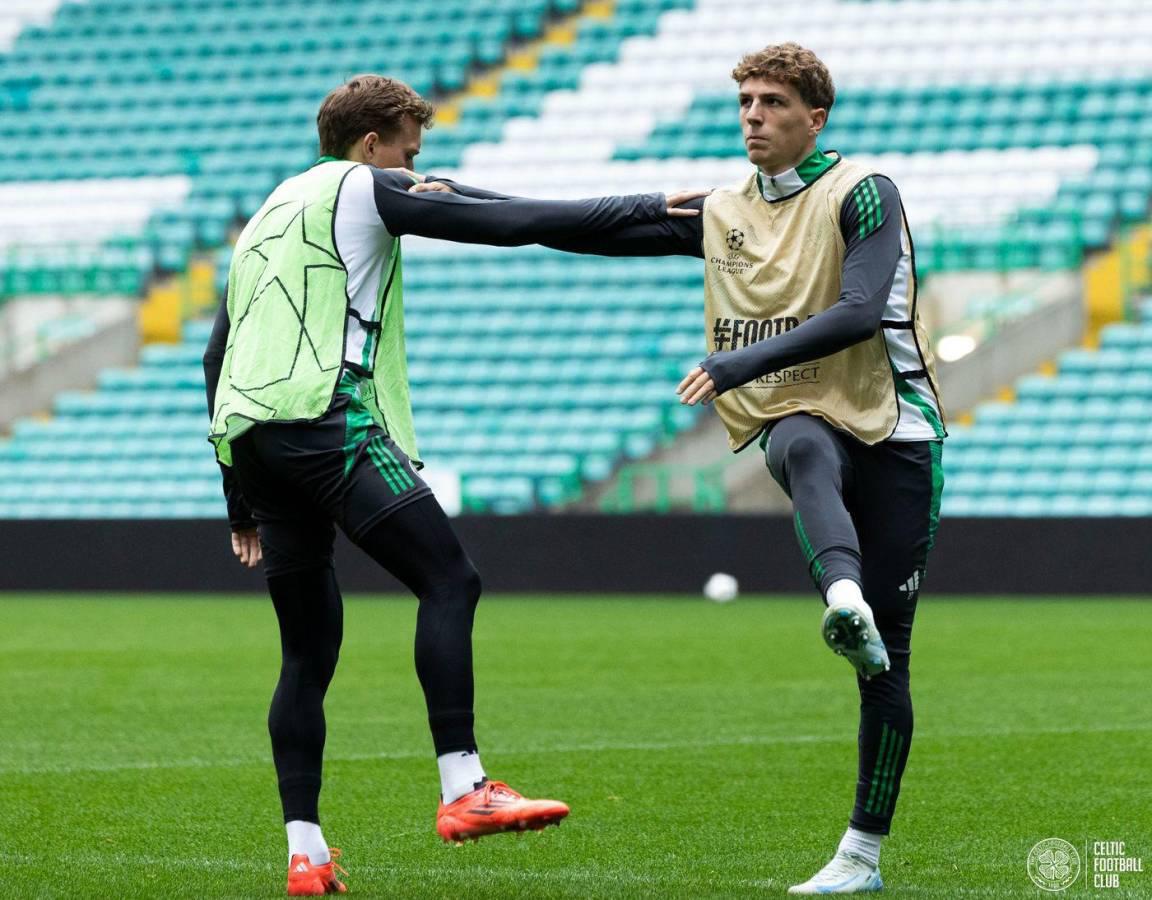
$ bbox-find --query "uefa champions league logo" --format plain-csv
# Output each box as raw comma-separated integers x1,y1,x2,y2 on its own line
1028,838,1081,892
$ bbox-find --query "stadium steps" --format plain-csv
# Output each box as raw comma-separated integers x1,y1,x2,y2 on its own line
420,0,695,171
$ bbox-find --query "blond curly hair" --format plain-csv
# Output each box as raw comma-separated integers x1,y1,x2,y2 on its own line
731,43,835,111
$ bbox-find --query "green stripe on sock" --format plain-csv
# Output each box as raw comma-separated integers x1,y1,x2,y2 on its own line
868,744,890,815
367,441,403,494
378,443,415,490
877,731,906,816
864,722,892,814
872,728,903,816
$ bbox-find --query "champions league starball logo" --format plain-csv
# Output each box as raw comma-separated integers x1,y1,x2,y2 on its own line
1027,838,1081,892
725,228,745,251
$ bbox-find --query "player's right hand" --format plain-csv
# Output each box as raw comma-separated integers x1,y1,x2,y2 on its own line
384,167,427,184
677,365,717,405
666,189,711,217
231,528,263,569
409,180,456,194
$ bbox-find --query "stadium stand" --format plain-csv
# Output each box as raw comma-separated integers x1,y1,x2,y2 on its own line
0,0,687,279
943,301,1152,517
2,0,1152,517
0,249,705,516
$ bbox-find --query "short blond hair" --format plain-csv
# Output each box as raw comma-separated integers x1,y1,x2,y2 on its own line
731,43,835,112
316,74,436,157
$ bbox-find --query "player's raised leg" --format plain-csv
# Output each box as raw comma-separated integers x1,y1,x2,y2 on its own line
764,414,890,678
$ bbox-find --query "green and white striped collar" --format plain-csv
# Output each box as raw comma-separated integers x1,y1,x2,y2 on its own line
757,148,840,202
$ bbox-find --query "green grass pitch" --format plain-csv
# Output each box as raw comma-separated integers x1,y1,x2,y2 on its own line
1,594,1148,898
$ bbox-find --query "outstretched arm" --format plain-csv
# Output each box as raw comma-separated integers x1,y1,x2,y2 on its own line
537,195,706,258
372,169,673,245
203,293,261,567
679,175,904,404
420,177,706,257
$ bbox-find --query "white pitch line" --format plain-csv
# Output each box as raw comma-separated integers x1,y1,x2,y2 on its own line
1,721,1148,778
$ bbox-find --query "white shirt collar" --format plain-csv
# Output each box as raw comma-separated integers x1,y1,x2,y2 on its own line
758,167,807,201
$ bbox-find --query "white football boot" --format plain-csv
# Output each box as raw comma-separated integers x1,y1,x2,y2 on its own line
821,600,890,679
788,851,884,894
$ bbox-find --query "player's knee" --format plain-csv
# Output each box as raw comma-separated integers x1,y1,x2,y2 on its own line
280,643,339,687
419,555,481,612
314,644,340,685
456,558,482,607
784,431,836,475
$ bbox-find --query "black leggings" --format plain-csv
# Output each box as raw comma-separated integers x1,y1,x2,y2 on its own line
765,414,943,835
262,495,481,824
230,392,484,824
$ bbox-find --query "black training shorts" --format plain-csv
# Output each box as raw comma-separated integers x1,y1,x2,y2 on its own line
230,370,432,575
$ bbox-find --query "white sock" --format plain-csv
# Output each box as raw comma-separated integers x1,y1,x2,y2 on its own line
825,578,867,612
838,827,883,867
286,820,330,866
437,750,486,804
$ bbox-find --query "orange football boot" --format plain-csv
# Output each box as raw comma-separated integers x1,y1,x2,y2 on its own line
436,780,569,843
286,848,347,896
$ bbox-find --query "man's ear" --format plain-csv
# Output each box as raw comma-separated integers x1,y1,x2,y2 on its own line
810,108,828,136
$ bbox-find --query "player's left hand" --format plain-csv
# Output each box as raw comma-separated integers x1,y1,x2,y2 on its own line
231,528,263,569
409,180,457,194
677,366,717,405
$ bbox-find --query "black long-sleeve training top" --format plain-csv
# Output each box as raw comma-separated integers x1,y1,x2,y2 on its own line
203,166,669,529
